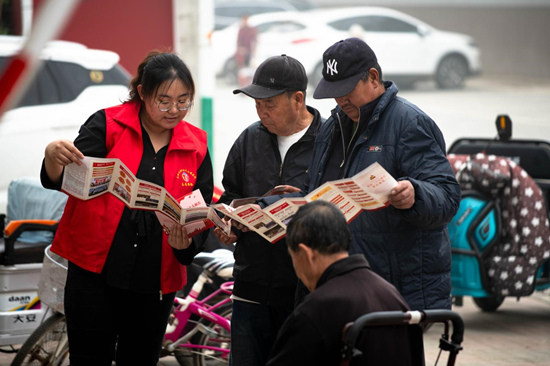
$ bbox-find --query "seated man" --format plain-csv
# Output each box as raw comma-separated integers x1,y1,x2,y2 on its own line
267,201,417,366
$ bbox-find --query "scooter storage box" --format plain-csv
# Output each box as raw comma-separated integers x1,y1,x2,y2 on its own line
0,263,46,345
448,196,498,297
0,308,46,345
0,263,42,290
0,263,42,306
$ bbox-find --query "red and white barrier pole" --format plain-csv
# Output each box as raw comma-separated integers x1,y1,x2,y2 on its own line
0,0,82,119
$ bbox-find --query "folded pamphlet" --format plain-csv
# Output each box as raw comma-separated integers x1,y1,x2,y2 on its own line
212,162,398,243
61,157,230,238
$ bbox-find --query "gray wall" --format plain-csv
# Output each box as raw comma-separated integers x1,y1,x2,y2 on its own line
313,2,550,80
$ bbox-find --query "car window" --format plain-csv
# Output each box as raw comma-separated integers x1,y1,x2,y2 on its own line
328,15,417,33
0,56,58,107
215,6,288,18
256,21,306,34
47,61,129,104
287,0,314,11
0,57,129,108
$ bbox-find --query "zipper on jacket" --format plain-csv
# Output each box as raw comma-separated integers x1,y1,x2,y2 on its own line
159,290,163,300
344,109,362,166
337,110,362,169
336,113,346,168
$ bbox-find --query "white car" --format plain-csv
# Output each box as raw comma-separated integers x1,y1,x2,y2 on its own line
0,36,130,213
212,6,481,89
214,0,315,30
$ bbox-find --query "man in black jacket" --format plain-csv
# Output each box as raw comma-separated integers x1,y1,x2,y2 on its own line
267,201,416,366
213,54,324,366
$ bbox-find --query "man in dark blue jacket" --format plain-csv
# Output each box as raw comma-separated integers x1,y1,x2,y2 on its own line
307,38,460,310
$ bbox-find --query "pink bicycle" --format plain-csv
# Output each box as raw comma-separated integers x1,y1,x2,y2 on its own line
162,249,234,366
11,249,235,366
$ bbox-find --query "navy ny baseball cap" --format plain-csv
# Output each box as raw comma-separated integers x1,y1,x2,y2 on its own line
233,54,308,99
313,38,378,99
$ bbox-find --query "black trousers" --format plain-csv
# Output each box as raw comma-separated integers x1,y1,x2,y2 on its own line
64,263,176,366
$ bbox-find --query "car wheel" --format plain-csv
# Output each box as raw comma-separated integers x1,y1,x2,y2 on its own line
309,62,324,89
436,55,468,89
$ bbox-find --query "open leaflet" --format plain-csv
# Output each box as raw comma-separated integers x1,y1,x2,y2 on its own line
213,162,397,243
61,156,230,238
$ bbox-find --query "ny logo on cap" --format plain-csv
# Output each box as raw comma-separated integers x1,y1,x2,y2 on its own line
326,59,338,76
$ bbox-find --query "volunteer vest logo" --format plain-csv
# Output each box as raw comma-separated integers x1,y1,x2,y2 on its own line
326,59,338,76
177,169,197,187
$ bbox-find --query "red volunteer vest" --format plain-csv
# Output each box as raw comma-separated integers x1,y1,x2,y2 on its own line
51,101,208,294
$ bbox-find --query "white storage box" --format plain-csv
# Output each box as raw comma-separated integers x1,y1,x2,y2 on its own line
0,307,47,345
0,263,47,346
0,263,42,293
0,263,42,313
0,291,38,311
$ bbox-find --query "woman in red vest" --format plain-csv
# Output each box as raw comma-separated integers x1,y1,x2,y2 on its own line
41,51,213,365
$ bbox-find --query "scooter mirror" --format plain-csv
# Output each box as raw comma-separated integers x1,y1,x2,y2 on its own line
495,114,512,141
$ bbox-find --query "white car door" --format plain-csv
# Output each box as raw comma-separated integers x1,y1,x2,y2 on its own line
328,15,433,76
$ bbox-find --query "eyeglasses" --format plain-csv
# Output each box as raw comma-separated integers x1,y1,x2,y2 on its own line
157,99,192,112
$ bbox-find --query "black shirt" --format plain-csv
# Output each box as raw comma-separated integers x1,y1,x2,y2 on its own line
41,109,214,294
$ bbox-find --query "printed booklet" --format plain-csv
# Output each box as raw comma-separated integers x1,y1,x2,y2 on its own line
212,162,398,243
61,157,230,237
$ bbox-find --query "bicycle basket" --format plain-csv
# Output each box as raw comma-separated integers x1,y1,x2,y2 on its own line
37,244,67,314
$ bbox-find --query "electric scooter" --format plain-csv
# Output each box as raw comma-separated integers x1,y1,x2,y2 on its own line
447,115,550,311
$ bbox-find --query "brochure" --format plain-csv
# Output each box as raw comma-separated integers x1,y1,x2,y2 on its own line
212,162,398,243
61,157,230,238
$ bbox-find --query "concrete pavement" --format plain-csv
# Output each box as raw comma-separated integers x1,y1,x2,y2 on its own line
425,291,550,366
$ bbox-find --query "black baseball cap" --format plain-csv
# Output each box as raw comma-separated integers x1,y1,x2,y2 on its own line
233,54,308,99
313,38,378,99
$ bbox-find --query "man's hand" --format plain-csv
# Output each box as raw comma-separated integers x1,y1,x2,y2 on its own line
264,185,301,196
229,204,262,232
167,225,193,250
214,227,238,244
389,180,415,209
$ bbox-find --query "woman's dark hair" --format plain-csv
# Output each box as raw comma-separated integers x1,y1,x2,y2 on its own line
127,51,195,104
286,201,351,255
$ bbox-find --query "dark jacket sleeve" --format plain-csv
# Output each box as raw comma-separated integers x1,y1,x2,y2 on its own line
218,133,245,205
215,132,247,239
396,115,461,229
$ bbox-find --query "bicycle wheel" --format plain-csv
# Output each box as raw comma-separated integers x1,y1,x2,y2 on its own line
173,303,231,366
11,313,69,366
